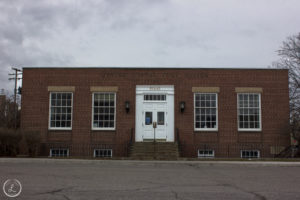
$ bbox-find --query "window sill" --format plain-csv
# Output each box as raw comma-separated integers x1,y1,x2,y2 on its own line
194,129,218,132
194,130,218,134
91,128,116,132
198,157,215,159
48,128,72,131
238,129,262,132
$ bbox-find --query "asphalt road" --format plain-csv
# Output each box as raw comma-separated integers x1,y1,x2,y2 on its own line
1,159,300,200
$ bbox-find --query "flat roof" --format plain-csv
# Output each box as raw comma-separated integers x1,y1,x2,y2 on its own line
22,66,284,70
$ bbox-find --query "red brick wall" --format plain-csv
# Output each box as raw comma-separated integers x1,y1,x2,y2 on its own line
21,68,290,157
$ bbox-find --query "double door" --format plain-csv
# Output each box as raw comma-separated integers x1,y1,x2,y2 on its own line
143,104,167,140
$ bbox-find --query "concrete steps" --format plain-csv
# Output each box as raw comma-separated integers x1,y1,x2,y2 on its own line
130,142,179,160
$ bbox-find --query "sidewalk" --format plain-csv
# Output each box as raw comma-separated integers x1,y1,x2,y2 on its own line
1,157,300,166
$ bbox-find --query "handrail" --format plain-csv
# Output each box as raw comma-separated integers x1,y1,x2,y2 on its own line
127,128,134,157
275,145,299,158
130,128,134,145
176,128,180,156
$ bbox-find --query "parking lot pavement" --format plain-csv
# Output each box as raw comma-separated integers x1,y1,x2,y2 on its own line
1,158,300,200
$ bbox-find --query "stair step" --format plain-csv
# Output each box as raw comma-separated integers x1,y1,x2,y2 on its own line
129,142,179,160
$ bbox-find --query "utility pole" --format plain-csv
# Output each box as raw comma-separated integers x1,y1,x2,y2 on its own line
9,67,22,129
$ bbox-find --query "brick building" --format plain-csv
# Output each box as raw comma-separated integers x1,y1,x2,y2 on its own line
21,67,290,158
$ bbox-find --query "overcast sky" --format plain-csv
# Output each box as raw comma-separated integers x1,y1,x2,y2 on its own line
0,0,300,91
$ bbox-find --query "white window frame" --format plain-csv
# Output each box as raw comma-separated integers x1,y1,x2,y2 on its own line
198,149,215,158
240,150,260,158
48,92,73,130
93,149,113,158
92,92,116,131
49,148,69,157
194,93,218,131
237,93,262,132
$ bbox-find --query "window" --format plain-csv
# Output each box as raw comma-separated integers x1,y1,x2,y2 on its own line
198,149,215,158
94,149,112,158
49,92,73,129
241,150,260,158
157,112,165,125
194,93,218,130
145,112,153,125
92,93,116,130
50,148,69,157
144,94,166,101
237,93,261,131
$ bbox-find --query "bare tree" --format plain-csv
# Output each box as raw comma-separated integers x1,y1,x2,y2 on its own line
273,33,300,145
0,94,20,129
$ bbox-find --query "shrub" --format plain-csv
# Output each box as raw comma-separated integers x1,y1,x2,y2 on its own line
0,128,22,156
24,131,41,157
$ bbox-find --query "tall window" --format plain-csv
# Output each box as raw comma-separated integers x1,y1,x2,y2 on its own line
93,93,116,130
49,92,73,129
237,93,261,131
194,93,218,130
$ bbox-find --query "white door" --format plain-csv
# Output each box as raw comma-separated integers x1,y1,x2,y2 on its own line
143,104,167,140
135,85,174,142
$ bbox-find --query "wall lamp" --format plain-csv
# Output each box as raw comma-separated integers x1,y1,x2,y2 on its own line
125,101,130,113
180,101,185,113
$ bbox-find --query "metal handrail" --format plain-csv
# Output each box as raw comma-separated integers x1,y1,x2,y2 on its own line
176,128,181,156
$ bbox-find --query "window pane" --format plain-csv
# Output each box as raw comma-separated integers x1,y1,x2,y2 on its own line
211,101,216,107
145,112,152,125
109,122,114,127
66,121,71,127
157,112,164,125
200,122,205,128
212,121,216,128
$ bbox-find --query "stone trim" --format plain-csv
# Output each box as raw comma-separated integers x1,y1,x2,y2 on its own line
48,86,75,92
90,86,118,92
235,87,263,93
192,87,220,93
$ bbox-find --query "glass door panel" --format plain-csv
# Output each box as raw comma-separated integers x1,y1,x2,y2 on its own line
157,112,165,125
145,112,152,125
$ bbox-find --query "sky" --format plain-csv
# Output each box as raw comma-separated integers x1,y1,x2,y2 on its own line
0,0,300,92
